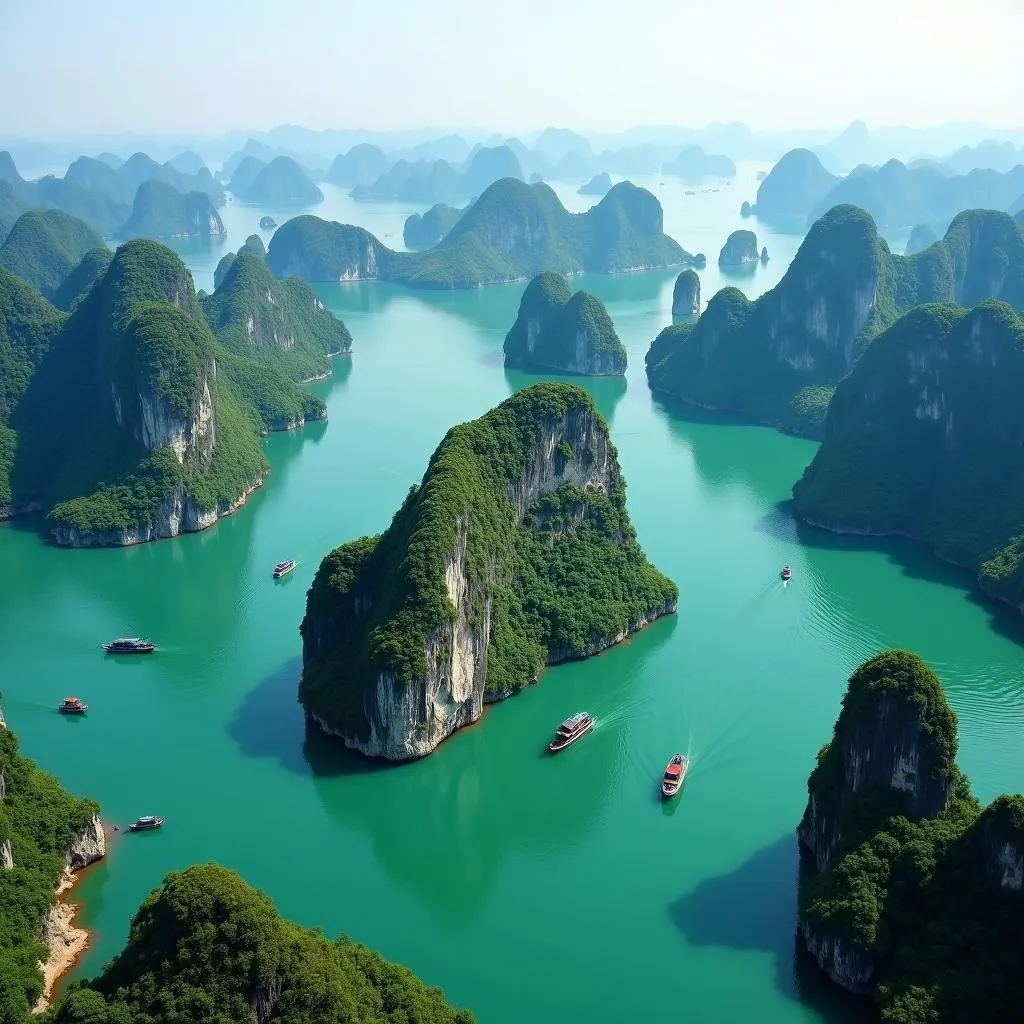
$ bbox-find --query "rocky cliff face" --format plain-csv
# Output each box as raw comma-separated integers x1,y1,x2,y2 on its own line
52,474,265,547
797,651,958,994
65,814,105,873
980,796,1024,891
798,653,956,873
1,837,12,869
301,383,677,761
672,269,700,317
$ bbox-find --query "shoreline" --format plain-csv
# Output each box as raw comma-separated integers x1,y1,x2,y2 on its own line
33,832,106,1014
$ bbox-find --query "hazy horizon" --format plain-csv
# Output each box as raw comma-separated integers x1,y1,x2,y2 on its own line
3,0,1021,138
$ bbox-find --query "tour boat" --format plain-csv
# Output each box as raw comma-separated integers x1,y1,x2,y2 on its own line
781,565,792,581
273,560,297,580
548,712,593,753
103,637,156,654
128,815,164,831
661,753,689,798
58,696,88,714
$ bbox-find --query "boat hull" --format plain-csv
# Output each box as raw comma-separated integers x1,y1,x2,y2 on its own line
58,707,87,715
129,819,164,831
103,646,155,654
548,719,593,753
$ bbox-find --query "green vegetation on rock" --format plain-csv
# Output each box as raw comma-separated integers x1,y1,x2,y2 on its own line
299,382,676,749
504,272,626,375
0,723,99,1020
52,247,114,311
201,248,351,424
797,650,1024,1023
3,239,275,544
792,300,1024,611
646,206,1024,436
0,210,105,300
718,229,759,266
269,178,692,289
117,180,226,241
48,863,475,1024
403,203,465,250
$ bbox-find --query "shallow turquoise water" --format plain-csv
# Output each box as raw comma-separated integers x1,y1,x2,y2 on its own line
0,165,1021,1022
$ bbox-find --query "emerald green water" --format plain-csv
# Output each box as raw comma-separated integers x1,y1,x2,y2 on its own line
0,167,1021,1022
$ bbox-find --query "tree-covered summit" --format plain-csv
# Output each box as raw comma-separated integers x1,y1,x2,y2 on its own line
503,271,626,375
49,864,475,1024
792,299,1024,612
798,649,1024,1022
0,209,105,300
268,177,693,289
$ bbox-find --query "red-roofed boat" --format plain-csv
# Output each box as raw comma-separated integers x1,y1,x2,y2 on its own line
661,753,689,797
58,696,88,715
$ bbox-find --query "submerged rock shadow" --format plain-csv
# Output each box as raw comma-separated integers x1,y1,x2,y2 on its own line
669,834,872,1020
226,657,310,777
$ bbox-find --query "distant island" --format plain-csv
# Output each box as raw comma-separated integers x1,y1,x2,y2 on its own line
797,649,1023,1022
503,272,626,375
403,202,465,249
905,222,939,254
259,214,277,229
756,146,1024,227
792,299,1024,612
236,156,323,206
578,172,612,196
646,206,1024,436
268,178,694,289
662,145,736,179
351,145,523,203
116,179,226,241
300,382,677,759
0,237,352,544
718,229,759,266
324,142,389,188
0,149,225,237
671,269,700,317
0,209,104,299
754,149,838,223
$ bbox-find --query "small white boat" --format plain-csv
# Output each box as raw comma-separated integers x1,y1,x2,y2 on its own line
273,560,297,580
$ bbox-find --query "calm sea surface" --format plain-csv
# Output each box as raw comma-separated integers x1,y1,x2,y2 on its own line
0,163,1018,1023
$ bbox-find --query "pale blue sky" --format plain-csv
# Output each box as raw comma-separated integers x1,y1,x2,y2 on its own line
1,0,1021,136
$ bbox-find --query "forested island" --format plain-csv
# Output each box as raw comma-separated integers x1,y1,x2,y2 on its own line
662,145,736,179
299,382,677,759
798,649,1024,1022
793,300,1024,611
403,203,465,249
352,145,523,203
0,149,228,241
645,206,1024,435
718,229,760,266
116,179,226,241
503,272,626,375
0,235,351,543
235,156,323,206
268,178,693,289
755,146,1024,227
672,269,700,317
